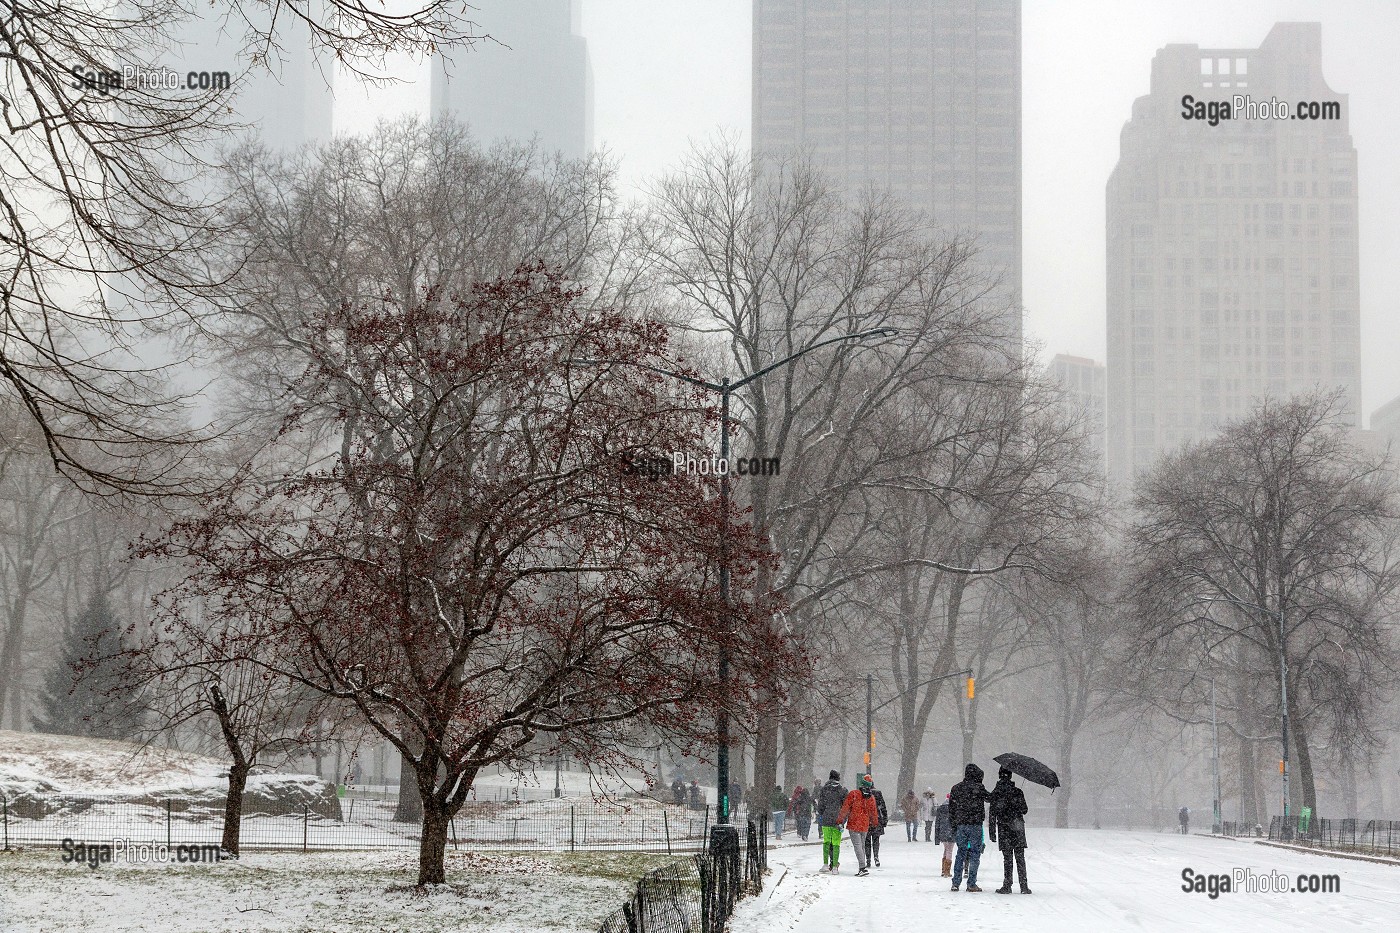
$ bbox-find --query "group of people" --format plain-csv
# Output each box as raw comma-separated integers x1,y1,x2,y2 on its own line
790,764,1032,893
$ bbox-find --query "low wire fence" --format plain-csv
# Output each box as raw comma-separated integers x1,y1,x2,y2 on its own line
1266,815,1400,857
0,790,715,853
595,814,767,933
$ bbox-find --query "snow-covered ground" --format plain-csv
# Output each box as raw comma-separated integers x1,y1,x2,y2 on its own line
0,848,676,932
734,829,1398,932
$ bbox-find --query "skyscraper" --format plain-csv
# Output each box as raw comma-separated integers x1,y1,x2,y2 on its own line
166,8,334,152
1048,353,1107,476
431,0,593,160
1106,23,1359,484
752,0,1022,342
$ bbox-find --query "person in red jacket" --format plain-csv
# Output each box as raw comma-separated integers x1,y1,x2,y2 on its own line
837,774,882,876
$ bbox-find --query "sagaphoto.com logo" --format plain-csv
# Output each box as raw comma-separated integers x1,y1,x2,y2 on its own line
69,64,232,97
621,452,781,481
60,837,225,869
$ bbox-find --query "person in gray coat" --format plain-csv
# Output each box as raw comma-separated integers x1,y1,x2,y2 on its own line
934,793,954,876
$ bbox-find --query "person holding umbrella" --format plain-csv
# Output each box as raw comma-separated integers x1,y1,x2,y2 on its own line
989,766,1031,894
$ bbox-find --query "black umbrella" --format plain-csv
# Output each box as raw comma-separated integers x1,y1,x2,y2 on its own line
994,753,1060,790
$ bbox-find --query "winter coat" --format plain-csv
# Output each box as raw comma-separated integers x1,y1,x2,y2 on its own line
898,792,920,822
838,788,881,833
989,778,1029,852
918,791,936,822
816,778,847,827
770,787,788,811
934,802,953,843
949,763,991,827
868,789,889,836
788,786,813,820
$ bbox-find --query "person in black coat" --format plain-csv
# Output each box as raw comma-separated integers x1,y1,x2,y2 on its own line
948,763,991,891
862,784,889,867
989,766,1031,894
815,771,848,872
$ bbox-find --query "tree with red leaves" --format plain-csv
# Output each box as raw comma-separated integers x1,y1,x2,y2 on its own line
146,265,791,885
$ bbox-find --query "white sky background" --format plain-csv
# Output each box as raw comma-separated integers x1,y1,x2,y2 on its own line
334,0,1400,422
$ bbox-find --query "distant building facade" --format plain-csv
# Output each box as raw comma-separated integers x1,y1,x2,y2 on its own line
1048,354,1107,475
165,8,333,152
431,0,593,159
1106,23,1360,484
1371,395,1400,453
752,0,1022,343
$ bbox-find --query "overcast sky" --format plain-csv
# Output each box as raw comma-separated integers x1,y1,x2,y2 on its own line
338,0,1400,422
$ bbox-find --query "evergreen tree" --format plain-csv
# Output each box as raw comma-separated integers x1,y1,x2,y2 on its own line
32,593,145,739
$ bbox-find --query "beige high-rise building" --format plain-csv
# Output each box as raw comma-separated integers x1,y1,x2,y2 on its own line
1106,23,1360,484
752,0,1021,343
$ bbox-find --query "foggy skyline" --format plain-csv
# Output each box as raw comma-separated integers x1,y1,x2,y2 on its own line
334,1,1400,423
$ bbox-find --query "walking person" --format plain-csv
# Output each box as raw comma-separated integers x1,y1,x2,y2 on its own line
1179,806,1190,835
899,790,920,841
989,766,1032,894
920,787,937,840
861,780,889,868
788,784,814,841
838,774,881,877
816,770,847,873
770,784,788,838
935,792,955,877
948,763,991,892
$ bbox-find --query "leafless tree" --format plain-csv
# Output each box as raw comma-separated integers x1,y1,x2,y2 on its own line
1129,392,1400,817
0,1,481,492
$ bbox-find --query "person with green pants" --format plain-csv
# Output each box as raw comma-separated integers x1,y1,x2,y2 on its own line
815,770,847,873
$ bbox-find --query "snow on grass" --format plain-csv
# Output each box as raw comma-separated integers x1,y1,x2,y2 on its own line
0,730,230,795
0,847,680,932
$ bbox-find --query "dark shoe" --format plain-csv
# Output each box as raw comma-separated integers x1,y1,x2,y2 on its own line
874,858,881,867
1020,886,1033,894
951,884,960,892
995,886,1012,894
967,884,983,892
856,868,870,877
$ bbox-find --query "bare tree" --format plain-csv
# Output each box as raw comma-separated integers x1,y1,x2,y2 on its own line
0,2,480,491
1129,392,1400,816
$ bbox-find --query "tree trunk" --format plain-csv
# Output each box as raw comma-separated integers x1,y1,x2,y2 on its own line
1287,693,1317,814
752,703,780,806
1237,735,1258,827
394,751,423,822
221,761,251,856
1055,738,1074,828
417,793,450,886
781,714,813,789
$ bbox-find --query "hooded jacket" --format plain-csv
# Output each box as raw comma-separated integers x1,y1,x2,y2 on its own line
948,763,991,827
934,798,953,842
899,791,920,822
787,785,813,820
989,776,1029,851
838,786,881,833
816,777,847,827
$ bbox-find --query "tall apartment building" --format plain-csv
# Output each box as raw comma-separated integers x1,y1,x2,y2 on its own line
1048,354,1107,475
752,0,1022,342
166,8,334,152
1106,23,1359,484
431,0,593,160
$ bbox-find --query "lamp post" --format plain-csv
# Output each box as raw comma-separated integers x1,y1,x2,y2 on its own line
572,327,897,833
1196,594,1288,833
865,669,975,780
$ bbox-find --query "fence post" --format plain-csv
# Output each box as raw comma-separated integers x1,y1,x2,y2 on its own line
3,794,8,851
450,818,459,851
570,805,576,853
303,805,309,852
166,800,172,848
664,809,672,856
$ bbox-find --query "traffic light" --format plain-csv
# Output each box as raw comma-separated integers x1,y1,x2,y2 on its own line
966,677,975,700
870,729,877,749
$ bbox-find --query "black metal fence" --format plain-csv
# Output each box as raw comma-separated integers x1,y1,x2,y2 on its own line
0,790,713,853
1217,821,1264,837
1266,816,1400,857
595,814,767,933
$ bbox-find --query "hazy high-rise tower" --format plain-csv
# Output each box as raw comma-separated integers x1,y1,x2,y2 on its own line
1106,23,1359,485
752,0,1022,342
432,0,594,159
165,8,333,151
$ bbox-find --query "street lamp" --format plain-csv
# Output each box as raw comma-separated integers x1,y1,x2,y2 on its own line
572,327,898,833
1194,593,1289,834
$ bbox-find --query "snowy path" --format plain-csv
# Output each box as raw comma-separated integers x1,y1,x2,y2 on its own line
738,829,1398,932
